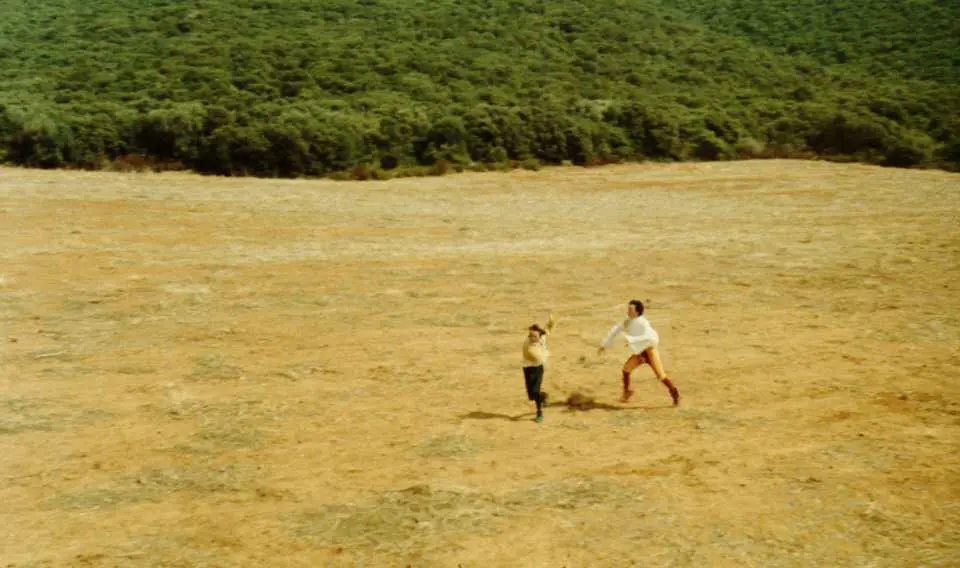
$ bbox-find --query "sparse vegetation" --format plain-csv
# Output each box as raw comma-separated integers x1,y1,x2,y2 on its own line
49,461,261,510
2,145,958,567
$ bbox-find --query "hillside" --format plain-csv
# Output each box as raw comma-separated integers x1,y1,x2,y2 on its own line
662,0,960,85
0,0,958,176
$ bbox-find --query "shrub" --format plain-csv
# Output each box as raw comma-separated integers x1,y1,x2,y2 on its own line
520,158,542,171
735,137,766,159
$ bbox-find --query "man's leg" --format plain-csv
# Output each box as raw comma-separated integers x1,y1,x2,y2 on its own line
621,354,644,402
523,367,537,402
645,347,679,406
533,366,544,418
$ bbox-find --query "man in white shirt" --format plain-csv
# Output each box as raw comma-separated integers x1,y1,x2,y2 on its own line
598,300,680,405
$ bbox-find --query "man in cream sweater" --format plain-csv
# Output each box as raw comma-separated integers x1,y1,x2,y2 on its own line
598,300,680,405
522,313,555,423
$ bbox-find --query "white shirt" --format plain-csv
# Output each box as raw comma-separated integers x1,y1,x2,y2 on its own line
601,315,659,354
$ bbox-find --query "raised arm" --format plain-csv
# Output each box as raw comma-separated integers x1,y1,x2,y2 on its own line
544,313,557,335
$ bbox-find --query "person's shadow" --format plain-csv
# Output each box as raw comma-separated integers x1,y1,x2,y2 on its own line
460,394,670,422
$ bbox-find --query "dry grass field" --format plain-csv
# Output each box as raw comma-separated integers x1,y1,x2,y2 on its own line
1,160,958,567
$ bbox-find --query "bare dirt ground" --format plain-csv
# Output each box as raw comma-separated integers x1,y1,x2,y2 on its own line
1,160,958,567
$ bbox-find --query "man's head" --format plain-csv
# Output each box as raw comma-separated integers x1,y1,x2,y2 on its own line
627,300,644,318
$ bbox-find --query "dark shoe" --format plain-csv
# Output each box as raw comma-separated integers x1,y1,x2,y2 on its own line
620,389,634,403
663,378,680,406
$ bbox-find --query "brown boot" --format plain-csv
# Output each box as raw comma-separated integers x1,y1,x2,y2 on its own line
662,378,680,406
621,371,633,402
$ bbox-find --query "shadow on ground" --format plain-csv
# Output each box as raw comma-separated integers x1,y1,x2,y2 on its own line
460,392,672,422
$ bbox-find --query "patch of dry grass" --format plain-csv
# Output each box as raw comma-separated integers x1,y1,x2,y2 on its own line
185,353,247,382
417,433,480,458
293,478,643,562
48,460,262,511
0,397,111,435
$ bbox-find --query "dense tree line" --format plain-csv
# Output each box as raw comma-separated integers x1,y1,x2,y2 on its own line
665,0,960,86
0,0,957,177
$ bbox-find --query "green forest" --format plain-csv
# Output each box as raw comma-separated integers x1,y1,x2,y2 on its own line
666,0,960,85
0,0,958,178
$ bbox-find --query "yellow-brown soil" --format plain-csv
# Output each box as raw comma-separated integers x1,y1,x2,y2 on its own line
2,160,958,566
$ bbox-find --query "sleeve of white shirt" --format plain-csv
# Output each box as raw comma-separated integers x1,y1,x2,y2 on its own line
601,322,622,348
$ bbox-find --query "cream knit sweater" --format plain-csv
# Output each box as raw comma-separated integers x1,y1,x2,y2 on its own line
522,315,556,367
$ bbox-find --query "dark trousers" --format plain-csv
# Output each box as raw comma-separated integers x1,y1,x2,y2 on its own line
523,365,544,401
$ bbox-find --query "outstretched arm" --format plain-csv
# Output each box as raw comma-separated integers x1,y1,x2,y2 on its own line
598,322,623,354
